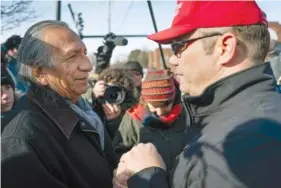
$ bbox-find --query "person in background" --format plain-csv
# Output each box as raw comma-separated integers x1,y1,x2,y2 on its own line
1,48,17,86
114,1,281,188
1,51,9,68
84,60,143,106
92,68,138,139
2,35,28,93
1,64,17,131
113,69,187,171
2,20,116,188
125,61,143,97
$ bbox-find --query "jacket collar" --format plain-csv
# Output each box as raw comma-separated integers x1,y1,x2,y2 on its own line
182,63,276,119
27,84,79,139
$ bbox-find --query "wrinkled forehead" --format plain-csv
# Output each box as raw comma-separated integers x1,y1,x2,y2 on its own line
40,26,85,56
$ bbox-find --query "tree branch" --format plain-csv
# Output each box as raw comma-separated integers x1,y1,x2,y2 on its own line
1,1,37,32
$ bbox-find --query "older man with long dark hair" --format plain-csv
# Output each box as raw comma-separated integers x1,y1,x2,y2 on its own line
1,20,117,188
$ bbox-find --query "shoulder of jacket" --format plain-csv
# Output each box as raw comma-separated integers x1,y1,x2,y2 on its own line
2,109,50,140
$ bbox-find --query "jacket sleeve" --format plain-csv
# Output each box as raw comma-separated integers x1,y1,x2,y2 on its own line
127,167,170,188
1,137,68,188
112,113,138,160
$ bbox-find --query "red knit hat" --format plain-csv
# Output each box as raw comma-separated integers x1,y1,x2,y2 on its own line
141,69,175,102
148,0,267,44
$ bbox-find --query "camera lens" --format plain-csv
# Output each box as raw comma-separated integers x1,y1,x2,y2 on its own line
110,93,118,98
103,85,126,105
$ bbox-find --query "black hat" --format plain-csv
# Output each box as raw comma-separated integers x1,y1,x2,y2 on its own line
126,61,143,76
4,35,22,50
1,65,15,90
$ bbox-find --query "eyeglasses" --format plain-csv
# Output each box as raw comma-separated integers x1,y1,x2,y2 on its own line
171,33,223,56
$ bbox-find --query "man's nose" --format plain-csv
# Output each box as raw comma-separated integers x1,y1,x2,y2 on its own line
156,108,164,116
1,93,9,102
80,57,93,72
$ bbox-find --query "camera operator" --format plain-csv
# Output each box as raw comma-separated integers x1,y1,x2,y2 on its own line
92,68,138,139
125,61,144,98
1,64,18,132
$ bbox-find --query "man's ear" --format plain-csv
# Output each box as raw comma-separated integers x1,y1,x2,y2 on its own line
216,33,237,66
32,67,48,85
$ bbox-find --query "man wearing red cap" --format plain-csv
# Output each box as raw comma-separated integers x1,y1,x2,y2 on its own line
114,1,281,188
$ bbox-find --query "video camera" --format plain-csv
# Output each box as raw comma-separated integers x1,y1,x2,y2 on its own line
94,32,128,74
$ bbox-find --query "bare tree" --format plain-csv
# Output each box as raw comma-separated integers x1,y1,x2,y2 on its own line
1,0,37,32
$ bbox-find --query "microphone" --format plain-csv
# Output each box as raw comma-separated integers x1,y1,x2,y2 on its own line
103,32,128,46
94,33,128,74
113,37,128,46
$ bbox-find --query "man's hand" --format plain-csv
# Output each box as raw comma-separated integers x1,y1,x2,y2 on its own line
121,143,166,174
102,103,121,120
113,143,166,187
113,163,131,188
92,80,107,98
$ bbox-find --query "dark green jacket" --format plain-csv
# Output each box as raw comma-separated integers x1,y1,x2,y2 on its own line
113,106,187,171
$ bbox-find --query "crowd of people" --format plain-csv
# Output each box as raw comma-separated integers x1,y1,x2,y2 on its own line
1,1,281,188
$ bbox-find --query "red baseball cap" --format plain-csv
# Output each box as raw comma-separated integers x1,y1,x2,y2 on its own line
148,1,267,44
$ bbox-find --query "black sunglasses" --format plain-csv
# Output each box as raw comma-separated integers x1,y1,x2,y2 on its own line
171,33,223,56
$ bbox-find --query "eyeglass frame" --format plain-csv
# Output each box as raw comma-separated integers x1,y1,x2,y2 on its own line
171,33,223,56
